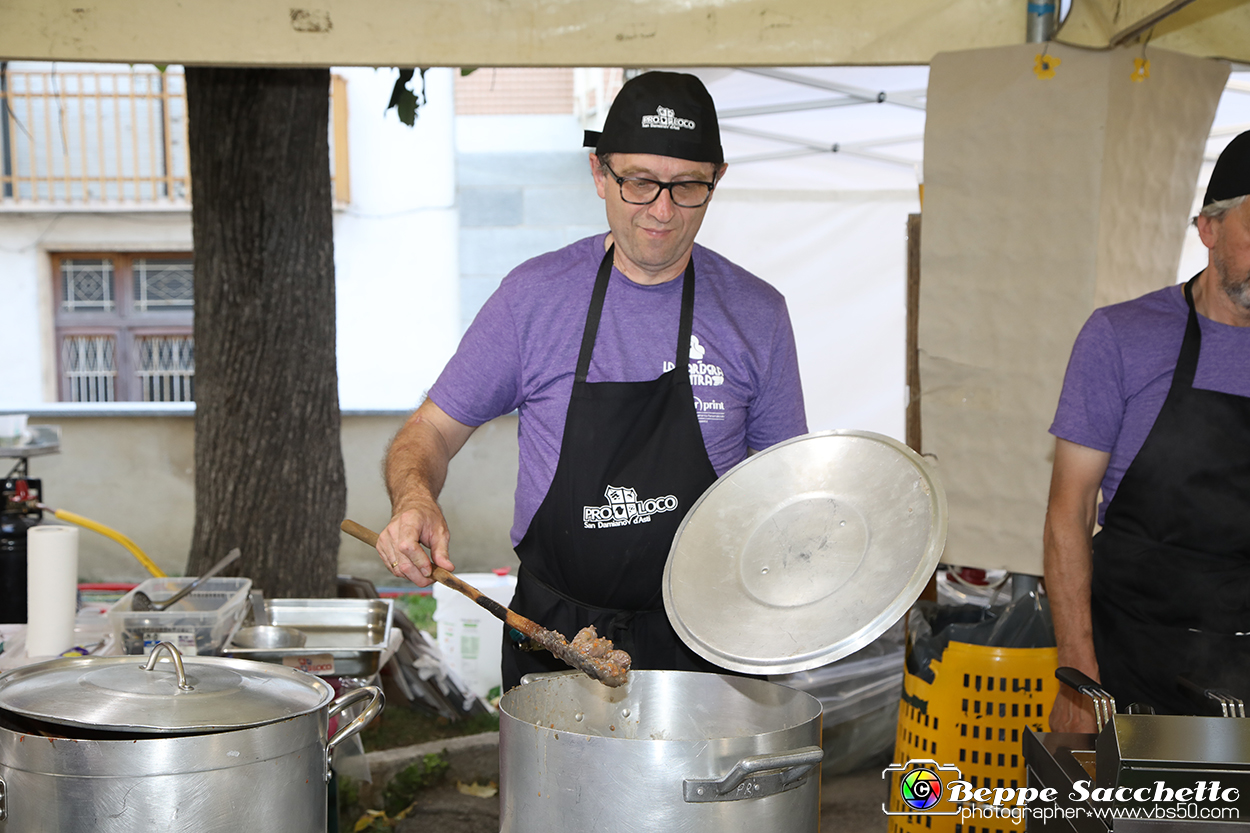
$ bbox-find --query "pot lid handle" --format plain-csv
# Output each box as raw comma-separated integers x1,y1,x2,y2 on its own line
141,641,195,692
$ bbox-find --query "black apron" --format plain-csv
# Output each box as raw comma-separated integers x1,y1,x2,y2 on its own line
501,245,723,690
1091,276,1250,715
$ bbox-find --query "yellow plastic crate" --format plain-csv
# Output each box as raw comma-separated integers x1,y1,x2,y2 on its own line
887,640,1058,833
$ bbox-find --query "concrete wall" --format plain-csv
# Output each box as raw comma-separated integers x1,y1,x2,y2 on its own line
454,111,609,328
457,151,607,329
340,411,520,582
10,410,519,586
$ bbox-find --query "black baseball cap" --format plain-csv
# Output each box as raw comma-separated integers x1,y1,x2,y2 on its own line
584,71,723,165
1204,130,1250,206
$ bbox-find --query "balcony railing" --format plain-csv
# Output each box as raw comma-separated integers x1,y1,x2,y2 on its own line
0,68,190,205
1,66,349,207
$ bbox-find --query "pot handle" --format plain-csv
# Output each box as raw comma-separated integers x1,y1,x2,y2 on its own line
683,745,824,803
324,686,385,781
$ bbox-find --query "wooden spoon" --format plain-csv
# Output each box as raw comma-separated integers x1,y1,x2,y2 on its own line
340,519,629,687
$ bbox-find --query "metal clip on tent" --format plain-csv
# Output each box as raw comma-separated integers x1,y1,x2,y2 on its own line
1056,666,1117,733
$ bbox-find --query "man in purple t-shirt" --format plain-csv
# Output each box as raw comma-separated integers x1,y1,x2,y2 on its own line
374,72,806,687
1045,131,1250,728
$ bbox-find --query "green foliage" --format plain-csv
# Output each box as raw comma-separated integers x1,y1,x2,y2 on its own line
383,752,451,816
339,775,360,808
358,698,499,751
387,69,428,127
337,775,363,832
401,592,437,636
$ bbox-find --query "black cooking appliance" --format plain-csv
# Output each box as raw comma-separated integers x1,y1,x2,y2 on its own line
1,426,59,624
1024,667,1250,831
1,465,41,624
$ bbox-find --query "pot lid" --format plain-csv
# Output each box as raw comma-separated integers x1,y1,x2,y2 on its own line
663,430,947,675
0,642,334,733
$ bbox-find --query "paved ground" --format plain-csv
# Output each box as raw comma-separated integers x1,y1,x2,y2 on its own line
369,733,892,833
821,765,891,833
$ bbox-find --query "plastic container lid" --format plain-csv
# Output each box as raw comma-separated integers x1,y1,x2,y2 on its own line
663,430,947,675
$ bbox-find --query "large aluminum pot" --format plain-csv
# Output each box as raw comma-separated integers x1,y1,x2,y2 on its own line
499,670,824,832
0,642,383,832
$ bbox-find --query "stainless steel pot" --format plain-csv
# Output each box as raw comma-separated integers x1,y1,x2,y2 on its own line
0,642,383,831
499,670,824,833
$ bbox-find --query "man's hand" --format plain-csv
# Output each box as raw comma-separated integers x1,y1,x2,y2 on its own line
377,496,454,588
1051,682,1099,734
380,399,476,587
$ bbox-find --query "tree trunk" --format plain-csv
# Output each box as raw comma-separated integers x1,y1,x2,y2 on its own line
185,67,345,599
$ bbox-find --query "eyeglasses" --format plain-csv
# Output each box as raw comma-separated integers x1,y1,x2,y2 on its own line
601,161,717,208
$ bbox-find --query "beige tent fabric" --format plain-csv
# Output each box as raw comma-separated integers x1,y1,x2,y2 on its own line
1149,0,1250,64
1058,0,1199,49
5,0,1250,66
918,43,1227,575
0,0,1045,68
1059,0,1250,63
0,0,1017,67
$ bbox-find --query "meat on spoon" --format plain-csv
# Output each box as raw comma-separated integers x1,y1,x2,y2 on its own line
532,625,632,687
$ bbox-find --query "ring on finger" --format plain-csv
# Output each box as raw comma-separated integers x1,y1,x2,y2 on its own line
390,560,399,568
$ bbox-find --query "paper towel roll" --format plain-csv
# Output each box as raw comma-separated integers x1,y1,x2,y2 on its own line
27,525,79,657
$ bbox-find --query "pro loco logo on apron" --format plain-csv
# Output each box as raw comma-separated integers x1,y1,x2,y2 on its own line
582,485,679,529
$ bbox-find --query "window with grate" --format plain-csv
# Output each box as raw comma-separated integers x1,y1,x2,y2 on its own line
53,253,194,402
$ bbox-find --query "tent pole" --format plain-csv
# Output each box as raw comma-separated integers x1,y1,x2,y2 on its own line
1018,0,1053,596
1026,0,1057,42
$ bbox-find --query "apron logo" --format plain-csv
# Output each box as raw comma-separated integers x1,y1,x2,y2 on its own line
583,485,679,529
641,105,696,131
663,334,725,386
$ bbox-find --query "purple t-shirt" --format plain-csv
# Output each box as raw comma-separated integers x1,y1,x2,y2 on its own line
1050,283,1250,524
429,233,808,545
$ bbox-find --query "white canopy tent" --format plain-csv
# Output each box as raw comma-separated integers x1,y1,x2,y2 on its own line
687,67,928,440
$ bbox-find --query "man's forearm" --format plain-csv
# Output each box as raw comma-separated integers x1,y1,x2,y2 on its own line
385,410,454,513
1043,438,1109,679
1044,512,1099,675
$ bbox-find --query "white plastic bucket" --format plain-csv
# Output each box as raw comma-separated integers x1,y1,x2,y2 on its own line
432,570,517,699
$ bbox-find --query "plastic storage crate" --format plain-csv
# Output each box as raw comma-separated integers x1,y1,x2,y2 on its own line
887,640,1058,833
109,576,251,656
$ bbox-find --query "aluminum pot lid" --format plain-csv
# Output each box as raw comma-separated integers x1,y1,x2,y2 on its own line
0,642,334,733
663,430,947,675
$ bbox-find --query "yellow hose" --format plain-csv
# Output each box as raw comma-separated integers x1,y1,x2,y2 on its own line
40,506,166,578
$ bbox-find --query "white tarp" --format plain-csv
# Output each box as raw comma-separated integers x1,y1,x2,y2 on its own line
919,43,1227,575
688,67,928,440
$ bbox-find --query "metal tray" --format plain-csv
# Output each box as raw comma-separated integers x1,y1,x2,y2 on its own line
0,425,61,458
224,598,393,677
